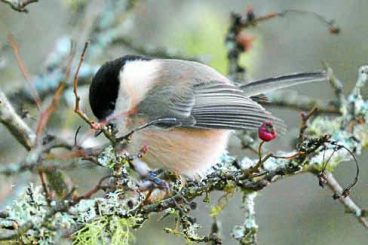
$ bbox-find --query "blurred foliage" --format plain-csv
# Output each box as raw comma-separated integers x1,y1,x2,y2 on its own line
169,7,228,73
61,0,88,12
166,5,262,76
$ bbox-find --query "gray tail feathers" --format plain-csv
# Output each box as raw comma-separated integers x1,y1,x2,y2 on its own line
239,71,329,97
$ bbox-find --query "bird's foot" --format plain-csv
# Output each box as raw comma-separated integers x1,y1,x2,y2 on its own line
141,170,169,190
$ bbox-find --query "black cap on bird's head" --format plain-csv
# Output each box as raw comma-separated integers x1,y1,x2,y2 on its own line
89,55,150,121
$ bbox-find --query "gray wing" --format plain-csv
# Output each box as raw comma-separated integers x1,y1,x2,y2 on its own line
136,80,285,132
240,72,327,97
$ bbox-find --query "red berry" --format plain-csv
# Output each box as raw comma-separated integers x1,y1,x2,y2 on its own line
258,122,277,142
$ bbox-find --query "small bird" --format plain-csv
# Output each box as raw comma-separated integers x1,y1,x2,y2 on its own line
89,55,327,178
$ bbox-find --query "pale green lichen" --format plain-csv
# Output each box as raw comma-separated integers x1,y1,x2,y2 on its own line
73,216,137,245
167,221,204,244
308,117,341,136
355,124,368,147
210,183,236,218
4,184,59,243
231,192,258,245
70,190,145,244
3,183,144,244
70,191,143,225
262,153,289,172
239,157,255,170
306,116,363,171
97,145,118,169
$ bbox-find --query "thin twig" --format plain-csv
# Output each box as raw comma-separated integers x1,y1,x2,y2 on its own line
72,42,116,143
298,107,318,144
322,62,346,107
329,142,360,197
73,175,113,203
35,44,75,137
320,172,368,229
63,40,76,84
73,42,90,123
243,152,273,178
38,170,51,206
279,9,339,33
35,82,65,136
7,34,41,108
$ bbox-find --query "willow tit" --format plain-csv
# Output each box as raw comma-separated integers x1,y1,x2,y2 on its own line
89,55,327,177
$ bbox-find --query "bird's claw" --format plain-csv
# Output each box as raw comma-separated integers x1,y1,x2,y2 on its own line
145,170,169,190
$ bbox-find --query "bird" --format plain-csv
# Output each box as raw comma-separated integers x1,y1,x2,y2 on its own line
89,55,327,178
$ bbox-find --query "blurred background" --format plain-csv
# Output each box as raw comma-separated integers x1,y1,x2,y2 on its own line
0,0,368,244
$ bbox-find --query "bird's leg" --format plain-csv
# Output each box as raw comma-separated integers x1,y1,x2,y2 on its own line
139,170,169,191
145,169,169,189
131,158,169,191
137,168,170,205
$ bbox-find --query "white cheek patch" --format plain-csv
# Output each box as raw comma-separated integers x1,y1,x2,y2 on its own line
120,60,161,107
111,59,161,127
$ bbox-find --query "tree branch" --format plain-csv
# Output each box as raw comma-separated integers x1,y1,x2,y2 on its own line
0,90,36,150
321,172,368,228
0,0,38,13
